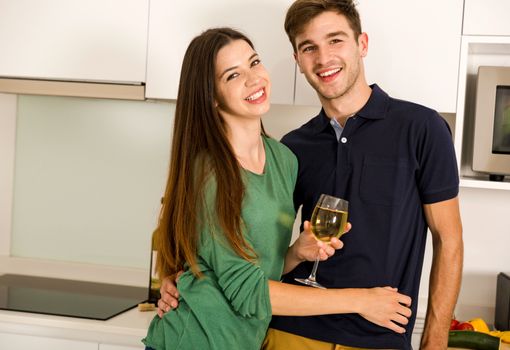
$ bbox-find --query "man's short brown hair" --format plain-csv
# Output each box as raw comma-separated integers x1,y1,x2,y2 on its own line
285,0,362,52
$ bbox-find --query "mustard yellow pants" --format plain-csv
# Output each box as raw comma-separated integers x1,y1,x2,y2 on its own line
261,328,373,350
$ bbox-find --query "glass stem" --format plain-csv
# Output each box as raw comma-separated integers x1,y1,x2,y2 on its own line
307,257,320,282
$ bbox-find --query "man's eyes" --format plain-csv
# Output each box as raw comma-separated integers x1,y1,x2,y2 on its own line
302,39,343,52
330,38,344,45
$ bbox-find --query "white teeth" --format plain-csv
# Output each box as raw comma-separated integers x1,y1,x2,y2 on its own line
245,89,264,101
319,68,340,77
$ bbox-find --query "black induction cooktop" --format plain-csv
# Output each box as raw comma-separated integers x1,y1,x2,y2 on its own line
0,274,147,320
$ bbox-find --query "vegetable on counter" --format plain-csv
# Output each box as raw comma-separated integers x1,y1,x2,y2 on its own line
489,330,510,343
450,317,489,332
448,316,510,348
456,322,475,331
448,330,500,350
469,318,491,334
451,318,460,330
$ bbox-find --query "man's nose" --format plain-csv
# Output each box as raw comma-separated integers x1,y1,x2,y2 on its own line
315,45,331,66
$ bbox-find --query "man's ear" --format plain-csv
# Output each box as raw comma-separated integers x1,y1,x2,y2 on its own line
359,32,368,58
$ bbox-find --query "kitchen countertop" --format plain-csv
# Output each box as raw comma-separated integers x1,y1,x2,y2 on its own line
0,255,154,346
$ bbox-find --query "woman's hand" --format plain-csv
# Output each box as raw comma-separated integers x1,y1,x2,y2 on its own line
294,220,349,261
283,221,350,274
358,287,412,334
156,272,183,318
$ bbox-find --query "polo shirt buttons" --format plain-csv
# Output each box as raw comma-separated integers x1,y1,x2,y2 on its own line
340,137,348,144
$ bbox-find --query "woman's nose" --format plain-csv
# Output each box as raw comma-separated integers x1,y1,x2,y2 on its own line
245,70,262,86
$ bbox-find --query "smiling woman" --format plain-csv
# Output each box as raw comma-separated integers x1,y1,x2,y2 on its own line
142,27,299,350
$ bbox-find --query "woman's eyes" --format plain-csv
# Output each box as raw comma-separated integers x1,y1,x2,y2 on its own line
225,59,261,81
226,72,240,81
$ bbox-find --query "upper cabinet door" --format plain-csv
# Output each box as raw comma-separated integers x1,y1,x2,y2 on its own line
463,0,510,36
145,0,295,104
295,0,463,113
0,0,149,83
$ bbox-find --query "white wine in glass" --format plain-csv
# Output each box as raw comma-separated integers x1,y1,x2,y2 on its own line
295,194,349,289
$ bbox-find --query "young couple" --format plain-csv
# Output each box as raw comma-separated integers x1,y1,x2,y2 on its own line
143,0,463,349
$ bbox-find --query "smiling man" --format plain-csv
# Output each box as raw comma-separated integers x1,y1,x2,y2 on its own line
264,1,464,349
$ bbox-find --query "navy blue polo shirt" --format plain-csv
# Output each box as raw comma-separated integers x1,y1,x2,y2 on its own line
270,85,459,349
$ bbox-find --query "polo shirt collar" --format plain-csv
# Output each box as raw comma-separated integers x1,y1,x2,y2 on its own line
357,84,389,120
313,84,390,134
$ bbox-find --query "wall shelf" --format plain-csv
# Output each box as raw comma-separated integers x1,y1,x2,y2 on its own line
460,177,510,191
454,35,510,191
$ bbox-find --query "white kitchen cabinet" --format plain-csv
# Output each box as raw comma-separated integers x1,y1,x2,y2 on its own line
0,307,152,350
145,0,295,104
0,332,97,350
0,0,149,83
294,0,463,113
464,0,510,36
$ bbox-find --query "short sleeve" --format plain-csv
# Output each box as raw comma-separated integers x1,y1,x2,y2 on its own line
416,112,459,204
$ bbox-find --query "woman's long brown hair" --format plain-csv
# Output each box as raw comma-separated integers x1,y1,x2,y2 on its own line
155,28,260,278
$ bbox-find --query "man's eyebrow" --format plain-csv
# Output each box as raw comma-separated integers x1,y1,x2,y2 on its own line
326,30,349,39
297,39,314,51
219,53,258,78
297,31,350,51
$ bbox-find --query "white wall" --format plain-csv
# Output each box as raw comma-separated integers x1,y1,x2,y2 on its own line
9,95,174,269
0,93,16,256
455,187,510,321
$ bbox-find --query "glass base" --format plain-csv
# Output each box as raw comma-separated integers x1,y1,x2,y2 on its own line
294,278,326,289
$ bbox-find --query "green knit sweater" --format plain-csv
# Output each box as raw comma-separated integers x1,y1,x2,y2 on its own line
143,136,297,350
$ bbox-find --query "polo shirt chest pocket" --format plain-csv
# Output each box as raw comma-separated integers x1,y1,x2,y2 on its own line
359,155,411,206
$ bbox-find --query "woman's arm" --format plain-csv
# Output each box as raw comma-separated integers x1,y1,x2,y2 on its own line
157,276,412,334
156,272,412,333
269,281,412,334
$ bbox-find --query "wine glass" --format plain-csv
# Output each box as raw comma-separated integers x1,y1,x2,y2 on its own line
295,194,349,289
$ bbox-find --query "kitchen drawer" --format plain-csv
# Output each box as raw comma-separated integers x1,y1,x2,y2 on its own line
100,344,144,350
0,332,97,350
